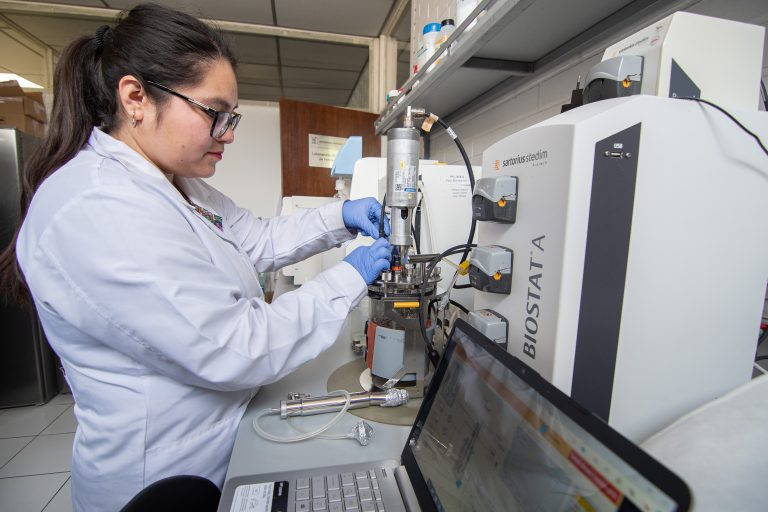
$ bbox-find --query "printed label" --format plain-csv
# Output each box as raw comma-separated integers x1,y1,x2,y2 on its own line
230,481,289,512
308,133,347,168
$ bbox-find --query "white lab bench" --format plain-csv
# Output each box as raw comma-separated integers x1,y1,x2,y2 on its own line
219,323,413,510
217,321,768,512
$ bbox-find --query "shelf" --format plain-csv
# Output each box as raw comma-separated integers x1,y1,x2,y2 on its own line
375,0,692,135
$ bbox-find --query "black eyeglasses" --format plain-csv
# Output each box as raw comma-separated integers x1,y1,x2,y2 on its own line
145,80,241,138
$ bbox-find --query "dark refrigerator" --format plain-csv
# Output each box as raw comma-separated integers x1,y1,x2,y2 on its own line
0,126,59,407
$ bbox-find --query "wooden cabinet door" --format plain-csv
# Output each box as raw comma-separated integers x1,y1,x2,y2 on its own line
279,99,380,198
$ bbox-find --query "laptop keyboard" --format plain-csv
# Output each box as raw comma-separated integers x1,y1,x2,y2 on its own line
294,469,385,512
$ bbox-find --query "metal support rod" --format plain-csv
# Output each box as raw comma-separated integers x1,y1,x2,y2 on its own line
273,390,408,419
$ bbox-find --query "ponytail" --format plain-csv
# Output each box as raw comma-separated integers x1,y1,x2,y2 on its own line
0,35,102,305
0,3,236,305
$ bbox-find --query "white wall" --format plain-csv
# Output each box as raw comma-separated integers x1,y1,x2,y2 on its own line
0,27,48,88
347,62,370,111
205,100,283,218
427,0,768,166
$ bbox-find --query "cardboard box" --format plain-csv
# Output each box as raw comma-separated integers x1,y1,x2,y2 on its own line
0,80,47,137
0,111,44,137
0,111,32,134
32,118,44,138
0,80,47,123
26,93,47,122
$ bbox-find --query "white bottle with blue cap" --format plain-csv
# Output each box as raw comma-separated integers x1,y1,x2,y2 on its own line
415,22,442,73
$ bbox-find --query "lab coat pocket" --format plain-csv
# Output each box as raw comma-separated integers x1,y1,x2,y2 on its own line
144,412,241,487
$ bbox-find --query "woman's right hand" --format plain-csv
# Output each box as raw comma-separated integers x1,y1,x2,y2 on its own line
343,238,391,284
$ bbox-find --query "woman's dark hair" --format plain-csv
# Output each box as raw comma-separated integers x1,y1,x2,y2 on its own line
0,3,236,305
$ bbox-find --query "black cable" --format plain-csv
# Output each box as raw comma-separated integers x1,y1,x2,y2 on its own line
761,80,768,112
378,193,387,239
417,244,477,365
755,355,768,363
427,297,443,338
678,96,768,158
413,193,422,254
453,283,472,289
424,244,478,282
448,299,469,314
420,246,476,326
411,113,478,366
428,297,439,317
427,297,469,315
431,116,477,264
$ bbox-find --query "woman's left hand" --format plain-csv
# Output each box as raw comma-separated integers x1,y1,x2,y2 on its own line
342,197,390,239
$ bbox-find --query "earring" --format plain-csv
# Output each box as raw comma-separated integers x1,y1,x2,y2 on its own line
131,110,137,128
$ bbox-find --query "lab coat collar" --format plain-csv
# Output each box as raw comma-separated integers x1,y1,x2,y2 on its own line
176,176,213,205
87,128,235,244
88,129,216,206
88,128,174,185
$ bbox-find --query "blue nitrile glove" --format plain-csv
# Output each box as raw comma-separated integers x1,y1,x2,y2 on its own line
342,198,390,239
344,238,392,284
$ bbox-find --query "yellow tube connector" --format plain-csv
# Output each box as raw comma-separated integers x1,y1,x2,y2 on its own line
421,113,439,133
393,301,421,309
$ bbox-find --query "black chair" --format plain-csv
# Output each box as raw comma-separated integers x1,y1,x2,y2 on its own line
120,475,221,512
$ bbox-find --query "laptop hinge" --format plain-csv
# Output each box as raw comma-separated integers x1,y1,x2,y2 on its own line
394,465,422,512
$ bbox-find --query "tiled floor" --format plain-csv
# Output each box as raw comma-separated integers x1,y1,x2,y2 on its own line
0,393,75,512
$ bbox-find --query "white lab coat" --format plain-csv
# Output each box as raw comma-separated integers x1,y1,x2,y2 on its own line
16,128,366,511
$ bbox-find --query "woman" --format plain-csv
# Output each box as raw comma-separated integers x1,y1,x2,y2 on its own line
0,4,391,510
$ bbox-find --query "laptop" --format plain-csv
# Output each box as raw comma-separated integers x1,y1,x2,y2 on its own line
219,319,691,512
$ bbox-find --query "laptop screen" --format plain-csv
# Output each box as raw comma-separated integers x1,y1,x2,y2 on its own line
402,320,690,512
